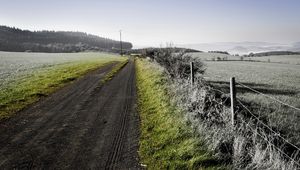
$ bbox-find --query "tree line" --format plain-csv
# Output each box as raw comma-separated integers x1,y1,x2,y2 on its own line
0,26,132,53
247,51,300,57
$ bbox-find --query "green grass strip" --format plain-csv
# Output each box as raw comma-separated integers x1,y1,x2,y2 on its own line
0,56,126,120
136,58,227,170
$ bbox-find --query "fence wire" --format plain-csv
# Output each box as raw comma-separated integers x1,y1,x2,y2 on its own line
240,118,300,167
236,82,300,112
210,87,227,95
237,99,300,152
208,80,300,166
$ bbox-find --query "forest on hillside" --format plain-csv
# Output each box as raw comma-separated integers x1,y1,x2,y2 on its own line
0,26,132,53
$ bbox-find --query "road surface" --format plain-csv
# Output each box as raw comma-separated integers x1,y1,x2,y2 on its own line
0,59,141,169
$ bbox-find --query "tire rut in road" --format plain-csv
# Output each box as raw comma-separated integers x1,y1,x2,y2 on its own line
105,61,134,169
69,58,140,169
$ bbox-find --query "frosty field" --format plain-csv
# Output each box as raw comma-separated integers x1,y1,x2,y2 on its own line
201,59,300,145
0,51,125,119
190,52,300,65
0,52,121,88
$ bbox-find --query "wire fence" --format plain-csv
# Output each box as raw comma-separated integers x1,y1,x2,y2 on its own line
209,80,300,166
236,82,300,112
239,118,300,167
236,99,300,151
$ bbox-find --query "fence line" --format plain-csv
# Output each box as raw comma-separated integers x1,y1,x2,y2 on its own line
240,118,300,167
203,76,300,165
236,82,300,112
207,78,300,152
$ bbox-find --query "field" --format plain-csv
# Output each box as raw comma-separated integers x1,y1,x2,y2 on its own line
0,51,126,119
190,52,300,65
189,52,238,61
248,55,300,65
0,52,121,88
196,55,300,146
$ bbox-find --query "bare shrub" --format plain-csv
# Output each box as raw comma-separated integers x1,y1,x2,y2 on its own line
149,48,205,79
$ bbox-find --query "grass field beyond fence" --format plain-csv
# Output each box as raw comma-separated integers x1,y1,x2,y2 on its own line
190,52,300,65
201,59,300,147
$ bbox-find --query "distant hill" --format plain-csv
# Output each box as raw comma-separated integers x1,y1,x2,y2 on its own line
248,51,300,57
0,26,132,53
178,42,294,54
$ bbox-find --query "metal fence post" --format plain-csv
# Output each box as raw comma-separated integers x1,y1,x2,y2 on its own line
190,62,194,86
230,77,237,126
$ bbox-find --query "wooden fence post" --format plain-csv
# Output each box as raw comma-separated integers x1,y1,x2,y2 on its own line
230,77,237,126
190,62,194,86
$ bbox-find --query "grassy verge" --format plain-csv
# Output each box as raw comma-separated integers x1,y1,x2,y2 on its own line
101,57,129,84
0,56,126,119
136,58,225,169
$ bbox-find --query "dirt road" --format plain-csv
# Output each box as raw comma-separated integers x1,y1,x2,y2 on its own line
0,59,141,169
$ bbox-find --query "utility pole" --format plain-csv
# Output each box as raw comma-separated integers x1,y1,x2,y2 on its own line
119,30,123,55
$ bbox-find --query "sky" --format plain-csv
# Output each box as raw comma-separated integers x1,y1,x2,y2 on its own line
0,0,300,47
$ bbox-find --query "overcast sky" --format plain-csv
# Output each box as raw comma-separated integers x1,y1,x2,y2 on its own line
1,0,300,47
